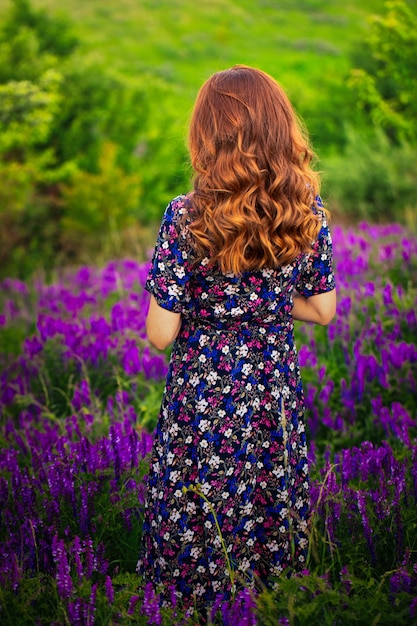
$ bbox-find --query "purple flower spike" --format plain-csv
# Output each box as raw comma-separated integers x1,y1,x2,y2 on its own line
88,582,98,625
356,492,375,561
105,575,114,604
122,340,142,376
73,536,84,581
52,535,73,599
141,582,162,625
128,595,140,615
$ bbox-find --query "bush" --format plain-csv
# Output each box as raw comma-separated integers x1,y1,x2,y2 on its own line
317,0,417,225
0,0,159,279
347,0,417,145
60,143,142,261
322,127,417,223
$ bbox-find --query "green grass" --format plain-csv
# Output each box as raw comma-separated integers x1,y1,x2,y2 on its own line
0,0,386,117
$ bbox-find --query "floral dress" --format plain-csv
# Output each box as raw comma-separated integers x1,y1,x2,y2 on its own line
137,194,335,611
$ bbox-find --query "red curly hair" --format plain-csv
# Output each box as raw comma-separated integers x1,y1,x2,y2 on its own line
187,65,323,275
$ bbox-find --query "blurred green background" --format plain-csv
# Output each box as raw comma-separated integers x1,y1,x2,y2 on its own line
0,0,416,279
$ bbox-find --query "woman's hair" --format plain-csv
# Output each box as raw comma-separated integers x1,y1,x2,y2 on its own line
187,65,323,274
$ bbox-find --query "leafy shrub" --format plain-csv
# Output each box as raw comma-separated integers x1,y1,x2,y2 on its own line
0,0,159,279
2,0,79,59
322,127,417,223
60,143,142,260
347,0,417,145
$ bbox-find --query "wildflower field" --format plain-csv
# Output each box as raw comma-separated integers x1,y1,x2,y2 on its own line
1,221,417,625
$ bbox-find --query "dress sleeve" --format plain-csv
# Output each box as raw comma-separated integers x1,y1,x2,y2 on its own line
145,197,192,313
295,199,336,298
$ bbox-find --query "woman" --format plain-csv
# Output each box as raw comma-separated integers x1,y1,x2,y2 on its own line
137,65,336,616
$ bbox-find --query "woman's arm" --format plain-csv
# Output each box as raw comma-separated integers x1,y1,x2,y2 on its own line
146,295,182,350
292,289,336,326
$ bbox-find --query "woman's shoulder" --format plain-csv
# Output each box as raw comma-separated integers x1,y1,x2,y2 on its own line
168,193,193,212
164,193,194,231
159,194,196,250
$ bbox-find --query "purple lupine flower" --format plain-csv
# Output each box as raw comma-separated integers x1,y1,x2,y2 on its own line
121,509,132,531
71,379,92,411
214,590,258,626
52,535,73,599
382,283,394,306
128,595,140,616
105,575,114,604
74,265,93,287
406,309,417,327
139,430,154,458
297,345,317,368
318,380,334,404
411,448,417,502
65,414,83,441
88,582,98,625
109,424,122,480
142,351,169,380
72,536,84,582
140,582,162,625
115,390,130,406
23,336,43,358
168,584,178,608
79,483,90,534
122,339,142,376
137,482,146,504
235,588,258,626
355,491,375,562
68,599,83,624
363,281,375,297
394,509,404,560
340,565,352,595
210,594,225,622
0,551,21,591
83,538,97,578
389,569,413,595
337,296,352,317
96,541,109,575
221,598,231,624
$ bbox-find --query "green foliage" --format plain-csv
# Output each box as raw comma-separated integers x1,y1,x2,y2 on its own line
137,380,168,432
0,50,69,275
60,143,142,259
0,0,155,279
318,0,417,224
48,62,147,172
255,569,413,625
3,0,79,57
348,0,417,145
323,127,417,222
0,69,62,150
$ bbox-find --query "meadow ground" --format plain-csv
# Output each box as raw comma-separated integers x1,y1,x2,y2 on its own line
0,220,416,624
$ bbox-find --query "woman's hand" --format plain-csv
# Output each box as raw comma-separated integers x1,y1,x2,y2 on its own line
146,295,182,350
292,289,336,326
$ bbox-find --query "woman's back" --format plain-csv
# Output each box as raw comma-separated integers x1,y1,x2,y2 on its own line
147,194,334,329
